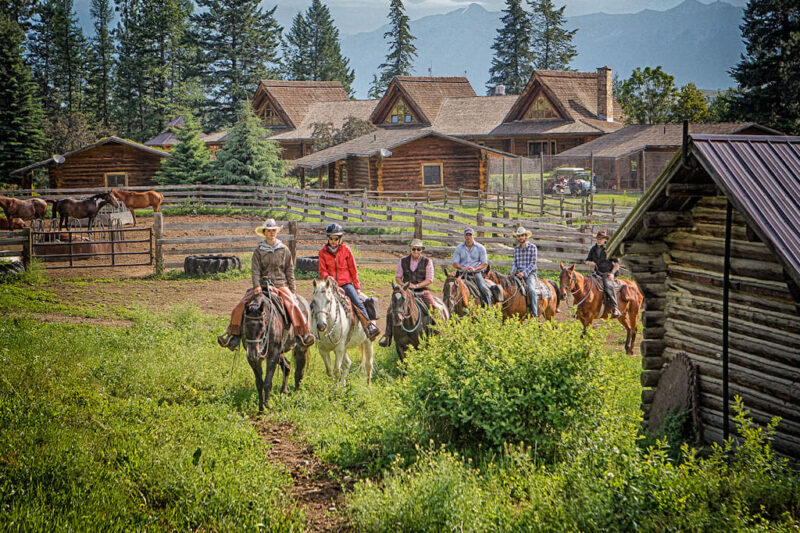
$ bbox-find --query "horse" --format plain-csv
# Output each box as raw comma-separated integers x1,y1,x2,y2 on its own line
242,291,312,413
311,277,374,384
558,263,644,355
484,267,560,321
51,192,119,232
111,189,164,226
0,196,47,225
389,283,448,361
441,267,503,317
0,216,25,230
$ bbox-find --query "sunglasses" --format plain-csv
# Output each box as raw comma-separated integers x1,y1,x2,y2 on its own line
328,235,341,241
411,247,423,251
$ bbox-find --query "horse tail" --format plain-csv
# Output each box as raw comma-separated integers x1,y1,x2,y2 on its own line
553,279,563,307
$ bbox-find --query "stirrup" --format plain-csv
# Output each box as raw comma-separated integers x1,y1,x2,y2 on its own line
378,335,392,347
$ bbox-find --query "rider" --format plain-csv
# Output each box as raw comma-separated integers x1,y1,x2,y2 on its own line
452,227,492,306
318,223,381,340
510,226,538,318
378,239,435,348
218,218,315,350
584,229,621,318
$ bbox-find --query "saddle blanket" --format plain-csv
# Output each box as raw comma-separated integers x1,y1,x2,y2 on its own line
514,276,551,299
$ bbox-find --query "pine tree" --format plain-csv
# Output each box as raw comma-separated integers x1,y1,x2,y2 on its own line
0,14,45,185
671,82,710,123
283,0,355,95
728,0,800,134
155,114,212,184
374,0,416,96
486,0,533,95
86,0,115,128
617,66,678,124
191,0,283,131
211,102,287,186
529,0,577,71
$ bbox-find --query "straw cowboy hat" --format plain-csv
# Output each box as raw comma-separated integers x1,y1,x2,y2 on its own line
255,218,282,237
514,226,532,237
409,239,425,250
595,229,609,240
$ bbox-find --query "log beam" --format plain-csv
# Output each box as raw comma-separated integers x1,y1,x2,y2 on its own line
665,183,718,197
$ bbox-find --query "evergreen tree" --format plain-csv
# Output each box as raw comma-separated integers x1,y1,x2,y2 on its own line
283,0,355,95
0,14,45,185
86,0,115,128
368,73,383,99
191,0,283,131
671,82,710,123
211,102,287,186
374,0,416,96
728,0,800,134
486,0,532,95
707,88,739,122
617,66,678,124
155,114,212,184
529,0,577,70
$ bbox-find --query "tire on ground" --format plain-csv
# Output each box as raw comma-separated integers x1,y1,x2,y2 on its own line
184,254,242,275
0,260,25,280
295,256,318,273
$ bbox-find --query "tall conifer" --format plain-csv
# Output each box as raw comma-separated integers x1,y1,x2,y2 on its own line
374,0,417,96
86,0,115,128
529,0,577,70
155,114,212,184
486,0,533,95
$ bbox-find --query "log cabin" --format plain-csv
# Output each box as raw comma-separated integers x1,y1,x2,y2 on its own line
606,133,800,458
9,136,172,189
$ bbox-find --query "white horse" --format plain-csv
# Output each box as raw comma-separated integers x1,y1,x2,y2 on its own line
311,277,374,384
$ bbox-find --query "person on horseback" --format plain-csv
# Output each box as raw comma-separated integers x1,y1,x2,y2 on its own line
218,218,315,350
318,223,381,341
452,227,492,306
510,226,538,318
378,239,435,348
584,229,621,318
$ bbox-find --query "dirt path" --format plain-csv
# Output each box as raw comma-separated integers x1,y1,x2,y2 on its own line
252,418,354,532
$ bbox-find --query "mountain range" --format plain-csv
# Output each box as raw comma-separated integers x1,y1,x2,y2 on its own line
341,0,745,98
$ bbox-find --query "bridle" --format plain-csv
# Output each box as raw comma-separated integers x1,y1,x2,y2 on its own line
561,269,595,308
244,294,276,356
312,286,345,345
443,275,469,312
393,287,424,334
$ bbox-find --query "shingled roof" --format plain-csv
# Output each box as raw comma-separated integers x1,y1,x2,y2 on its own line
270,99,379,142
370,77,476,125
555,122,781,159
253,80,350,129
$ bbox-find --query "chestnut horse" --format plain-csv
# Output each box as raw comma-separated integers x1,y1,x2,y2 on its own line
0,196,47,225
111,189,164,226
442,267,474,316
558,263,643,355
485,267,560,321
0,217,25,230
52,192,119,231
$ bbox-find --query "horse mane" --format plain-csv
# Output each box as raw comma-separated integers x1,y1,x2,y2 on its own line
487,270,515,290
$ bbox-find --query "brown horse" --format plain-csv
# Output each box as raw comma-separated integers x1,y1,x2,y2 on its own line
388,283,446,361
558,263,643,355
442,267,474,316
51,192,119,232
111,189,164,226
485,267,560,321
0,196,47,224
0,216,25,230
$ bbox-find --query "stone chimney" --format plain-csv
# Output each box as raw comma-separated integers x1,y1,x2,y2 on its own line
597,66,613,122
494,84,506,96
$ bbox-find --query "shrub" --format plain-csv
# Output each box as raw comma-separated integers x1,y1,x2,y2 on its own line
400,307,601,458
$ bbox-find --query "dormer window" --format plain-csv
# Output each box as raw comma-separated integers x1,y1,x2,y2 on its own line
524,94,559,120
385,99,416,124
261,101,283,127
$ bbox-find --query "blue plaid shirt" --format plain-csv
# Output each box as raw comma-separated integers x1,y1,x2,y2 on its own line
511,242,538,277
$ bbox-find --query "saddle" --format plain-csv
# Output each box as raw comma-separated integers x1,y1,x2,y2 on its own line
461,273,502,304
265,288,290,329
335,287,380,320
514,276,551,300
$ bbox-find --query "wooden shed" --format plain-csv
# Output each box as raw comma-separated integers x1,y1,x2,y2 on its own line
607,133,800,457
10,136,172,189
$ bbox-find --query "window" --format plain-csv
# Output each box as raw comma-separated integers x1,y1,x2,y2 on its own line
104,173,127,187
523,95,560,120
261,101,283,127
385,99,416,124
422,163,442,186
391,115,399,123
527,141,556,157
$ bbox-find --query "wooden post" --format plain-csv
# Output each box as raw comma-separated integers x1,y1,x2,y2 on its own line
443,188,448,206
477,212,485,238
386,200,392,221
539,153,545,217
153,212,163,275
459,188,463,207
414,208,423,240
21,227,32,267
491,210,497,236
361,188,367,223
426,189,430,203
559,196,564,218
517,191,522,214
611,198,616,222
288,221,297,263
477,191,482,210
343,192,349,221
590,151,595,215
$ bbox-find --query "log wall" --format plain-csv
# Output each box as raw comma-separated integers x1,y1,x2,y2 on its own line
346,156,371,189
630,195,800,457
48,143,167,188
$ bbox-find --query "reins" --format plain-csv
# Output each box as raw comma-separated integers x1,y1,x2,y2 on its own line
565,271,595,308
312,286,345,345
244,293,276,357
394,289,424,334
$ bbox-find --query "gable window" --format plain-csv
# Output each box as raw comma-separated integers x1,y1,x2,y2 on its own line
524,94,560,120
385,99,416,124
104,172,127,188
421,163,442,186
261,101,283,127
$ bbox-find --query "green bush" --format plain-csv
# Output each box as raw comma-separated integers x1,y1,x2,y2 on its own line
400,307,601,457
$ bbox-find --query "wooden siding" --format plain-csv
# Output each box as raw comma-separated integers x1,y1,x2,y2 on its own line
346,156,371,189
627,195,800,457
48,143,166,189
367,136,482,191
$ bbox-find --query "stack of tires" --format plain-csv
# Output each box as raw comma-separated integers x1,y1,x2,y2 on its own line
0,260,25,280
295,256,319,273
183,255,242,275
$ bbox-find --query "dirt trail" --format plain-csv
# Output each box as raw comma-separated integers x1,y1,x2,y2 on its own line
252,418,354,532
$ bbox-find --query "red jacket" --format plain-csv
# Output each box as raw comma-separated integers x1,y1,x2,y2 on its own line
318,244,360,289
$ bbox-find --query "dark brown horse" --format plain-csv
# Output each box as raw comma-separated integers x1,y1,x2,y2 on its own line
485,267,560,321
51,192,119,231
558,263,644,355
388,283,448,361
242,291,311,413
111,189,164,226
0,196,47,224
0,216,25,230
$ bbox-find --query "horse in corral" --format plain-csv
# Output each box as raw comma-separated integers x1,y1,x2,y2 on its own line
0,196,47,225
111,189,164,226
558,263,644,355
0,216,25,230
484,267,560,321
389,283,449,361
311,277,374,384
242,290,312,413
51,192,119,232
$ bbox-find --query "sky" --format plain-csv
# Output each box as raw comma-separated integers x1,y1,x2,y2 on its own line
72,0,746,36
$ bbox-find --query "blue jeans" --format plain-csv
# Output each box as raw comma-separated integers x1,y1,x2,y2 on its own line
470,271,493,306
524,272,538,317
342,283,370,319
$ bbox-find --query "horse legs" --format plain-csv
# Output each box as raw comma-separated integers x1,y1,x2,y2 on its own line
363,342,374,385
340,348,353,382
249,359,265,413
292,345,308,390
263,354,279,408
318,345,333,377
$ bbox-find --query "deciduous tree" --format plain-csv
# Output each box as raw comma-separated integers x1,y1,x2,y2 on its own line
311,116,376,151
617,66,678,124
671,82,710,123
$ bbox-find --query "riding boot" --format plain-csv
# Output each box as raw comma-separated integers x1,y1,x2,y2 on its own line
295,334,315,347
378,313,393,347
217,333,240,351
356,308,381,341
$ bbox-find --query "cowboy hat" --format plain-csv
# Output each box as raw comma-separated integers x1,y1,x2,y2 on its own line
255,218,282,237
514,226,531,237
595,229,609,239
409,239,425,250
